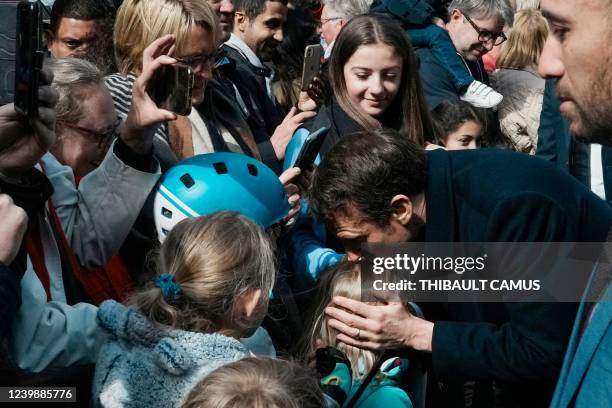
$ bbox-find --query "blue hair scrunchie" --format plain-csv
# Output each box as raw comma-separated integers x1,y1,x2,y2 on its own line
154,273,183,302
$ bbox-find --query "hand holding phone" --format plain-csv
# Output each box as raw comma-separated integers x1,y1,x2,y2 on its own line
122,34,179,155
0,66,58,177
293,126,329,172
151,63,194,116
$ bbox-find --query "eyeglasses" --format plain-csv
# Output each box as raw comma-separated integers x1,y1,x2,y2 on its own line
317,17,342,28
463,14,507,46
57,117,122,148
175,55,216,72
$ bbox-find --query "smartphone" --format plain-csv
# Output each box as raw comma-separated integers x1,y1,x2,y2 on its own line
151,63,194,116
14,0,44,117
293,126,328,171
0,1,19,105
300,44,323,91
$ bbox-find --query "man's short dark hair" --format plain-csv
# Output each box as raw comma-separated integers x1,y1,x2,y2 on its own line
50,0,111,34
234,0,288,19
309,129,428,227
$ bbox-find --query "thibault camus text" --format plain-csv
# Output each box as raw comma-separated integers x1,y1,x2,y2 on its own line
372,254,487,275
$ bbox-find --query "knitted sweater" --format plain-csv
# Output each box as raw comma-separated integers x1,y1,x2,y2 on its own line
92,300,249,407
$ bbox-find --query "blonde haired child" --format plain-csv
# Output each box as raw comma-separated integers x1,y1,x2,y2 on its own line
308,262,413,407
182,357,324,408
92,212,276,407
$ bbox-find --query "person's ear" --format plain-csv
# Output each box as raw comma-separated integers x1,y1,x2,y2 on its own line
449,9,463,23
46,29,55,52
234,11,249,33
390,194,412,226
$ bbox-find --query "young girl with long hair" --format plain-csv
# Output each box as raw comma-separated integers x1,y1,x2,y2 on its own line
311,14,438,155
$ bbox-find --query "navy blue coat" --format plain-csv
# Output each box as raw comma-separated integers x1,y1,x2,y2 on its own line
536,79,612,205
423,148,612,405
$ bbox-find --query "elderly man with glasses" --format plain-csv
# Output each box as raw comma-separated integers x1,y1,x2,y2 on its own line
317,0,373,59
370,0,511,109
405,0,514,110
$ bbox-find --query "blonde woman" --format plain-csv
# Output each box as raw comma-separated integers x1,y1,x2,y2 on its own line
491,9,549,154
92,212,276,407
107,0,313,171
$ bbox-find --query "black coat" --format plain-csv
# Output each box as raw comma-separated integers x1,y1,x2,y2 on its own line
536,79,612,206
219,44,283,143
307,97,401,157
423,148,612,406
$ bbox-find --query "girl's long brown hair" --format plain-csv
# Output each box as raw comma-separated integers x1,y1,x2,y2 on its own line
329,14,438,146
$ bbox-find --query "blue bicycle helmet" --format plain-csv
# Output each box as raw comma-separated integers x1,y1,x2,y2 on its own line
154,152,290,242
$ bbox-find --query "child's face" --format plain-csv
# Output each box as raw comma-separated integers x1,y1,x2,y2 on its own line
444,121,482,150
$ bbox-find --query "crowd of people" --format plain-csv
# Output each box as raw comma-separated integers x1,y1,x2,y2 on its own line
0,0,610,407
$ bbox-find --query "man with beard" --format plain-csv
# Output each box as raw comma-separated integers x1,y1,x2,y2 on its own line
538,0,612,406
221,0,288,146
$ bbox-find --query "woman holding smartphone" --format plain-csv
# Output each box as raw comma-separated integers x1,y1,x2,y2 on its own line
308,14,438,155
106,0,314,172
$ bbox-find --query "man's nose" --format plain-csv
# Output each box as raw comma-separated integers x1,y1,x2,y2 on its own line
220,0,234,13
482,39,494,52
538,35,564,79
346,250,362,263
273,28,284,43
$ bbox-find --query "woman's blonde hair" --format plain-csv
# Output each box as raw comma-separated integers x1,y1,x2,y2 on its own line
128,211,276,337
306,262,379,378
182,357,323,408
497,9,549,70
114,0,219,74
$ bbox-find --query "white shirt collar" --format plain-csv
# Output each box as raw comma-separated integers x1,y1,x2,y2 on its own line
224,33,265,69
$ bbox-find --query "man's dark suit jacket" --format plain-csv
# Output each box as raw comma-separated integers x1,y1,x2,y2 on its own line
423,148,612,406
536,79,612,205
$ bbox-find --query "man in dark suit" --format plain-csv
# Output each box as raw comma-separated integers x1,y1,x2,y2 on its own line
538,0,612,406
309,129,612,406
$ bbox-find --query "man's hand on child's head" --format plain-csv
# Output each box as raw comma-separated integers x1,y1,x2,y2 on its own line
325,296,434,352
